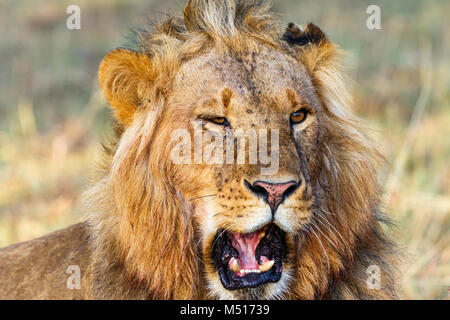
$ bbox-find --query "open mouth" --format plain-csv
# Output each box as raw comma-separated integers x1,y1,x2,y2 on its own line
212,224,286,290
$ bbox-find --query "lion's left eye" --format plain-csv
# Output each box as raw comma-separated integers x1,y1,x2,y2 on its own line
290,109,308,124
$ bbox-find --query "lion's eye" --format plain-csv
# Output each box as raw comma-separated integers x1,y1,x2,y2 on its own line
290,109,308,124
209,117,229,126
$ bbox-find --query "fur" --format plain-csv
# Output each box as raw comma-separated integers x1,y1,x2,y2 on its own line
0,0,398,300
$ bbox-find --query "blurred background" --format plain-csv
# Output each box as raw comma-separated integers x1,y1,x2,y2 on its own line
0,0,448,299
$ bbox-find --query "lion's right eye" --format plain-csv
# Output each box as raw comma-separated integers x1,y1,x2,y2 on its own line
208,117,230,126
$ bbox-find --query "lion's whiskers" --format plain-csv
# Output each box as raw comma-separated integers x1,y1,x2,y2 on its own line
313,209,348,249
313,216,345,250
189,194,218,201
305,224,330,270
310,220,340,251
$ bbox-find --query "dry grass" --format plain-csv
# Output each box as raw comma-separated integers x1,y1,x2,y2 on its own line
0,0,448,299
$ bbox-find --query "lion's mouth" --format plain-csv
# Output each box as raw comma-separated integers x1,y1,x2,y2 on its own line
212,224,286,290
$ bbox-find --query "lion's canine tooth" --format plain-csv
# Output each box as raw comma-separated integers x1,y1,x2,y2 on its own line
259,260,275,272
260,232,266,238
231,259,240,273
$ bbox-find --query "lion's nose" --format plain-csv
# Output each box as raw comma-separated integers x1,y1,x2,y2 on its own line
245,180,299,213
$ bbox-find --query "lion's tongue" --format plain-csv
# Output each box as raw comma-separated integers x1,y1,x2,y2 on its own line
231,231,261,269
228,231,268,277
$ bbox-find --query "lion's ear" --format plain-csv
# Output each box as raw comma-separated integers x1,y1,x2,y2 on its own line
283,23,341,78
99,48,154,126
283,22,328,47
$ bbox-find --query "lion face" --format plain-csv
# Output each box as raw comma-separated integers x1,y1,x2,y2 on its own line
97,0,394,300
161,46,323,299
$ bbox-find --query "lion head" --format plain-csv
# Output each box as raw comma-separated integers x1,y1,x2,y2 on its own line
88,0,398,300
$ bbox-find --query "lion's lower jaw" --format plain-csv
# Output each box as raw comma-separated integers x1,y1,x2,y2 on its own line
205,267,294,300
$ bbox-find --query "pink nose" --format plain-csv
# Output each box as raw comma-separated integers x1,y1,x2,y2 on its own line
251,181,299,213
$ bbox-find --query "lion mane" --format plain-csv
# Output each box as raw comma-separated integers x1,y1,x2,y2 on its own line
0,0,398,300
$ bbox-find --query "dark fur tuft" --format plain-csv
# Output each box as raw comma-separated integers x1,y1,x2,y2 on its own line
283,22,327,46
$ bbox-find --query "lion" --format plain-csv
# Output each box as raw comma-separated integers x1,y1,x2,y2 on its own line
0,0,398,300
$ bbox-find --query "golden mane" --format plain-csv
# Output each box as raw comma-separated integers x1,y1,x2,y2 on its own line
84,0,398,299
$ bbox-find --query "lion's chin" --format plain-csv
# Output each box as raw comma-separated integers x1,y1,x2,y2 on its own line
211,223,287,291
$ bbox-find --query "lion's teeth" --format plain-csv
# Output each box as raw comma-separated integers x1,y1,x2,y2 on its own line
235,267,263,274
259,260,275,272
243,269,260,274
260,231,266,238
231,259,240,273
